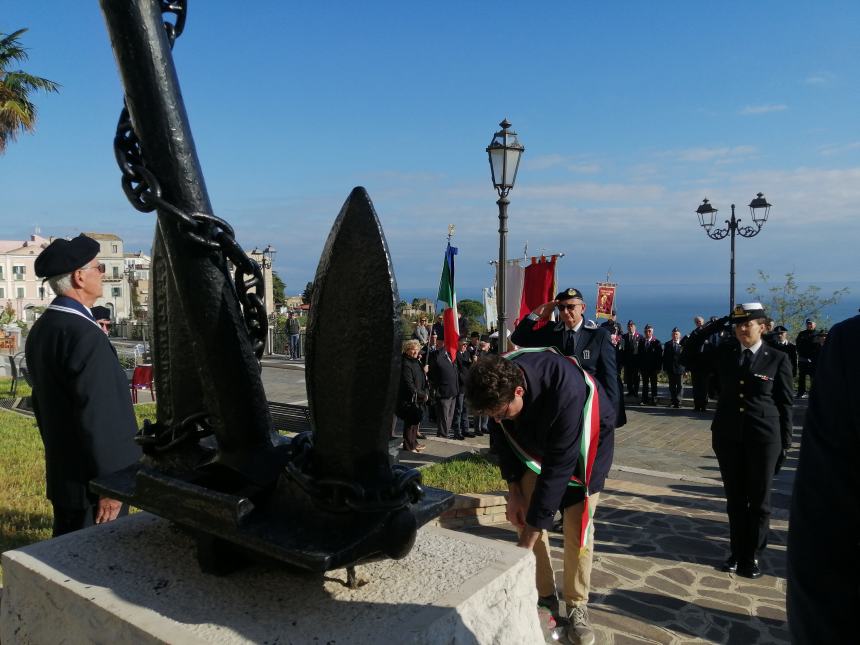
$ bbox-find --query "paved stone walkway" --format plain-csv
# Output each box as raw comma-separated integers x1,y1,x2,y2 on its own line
261,361,802,644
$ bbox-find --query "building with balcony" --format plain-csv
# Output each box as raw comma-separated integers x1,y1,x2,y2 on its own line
0,234,54,323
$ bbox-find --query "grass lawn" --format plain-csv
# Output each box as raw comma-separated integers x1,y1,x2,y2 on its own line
420,453,507,495
0,379,158,583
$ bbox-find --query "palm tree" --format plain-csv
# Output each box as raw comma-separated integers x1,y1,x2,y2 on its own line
0,28,59,154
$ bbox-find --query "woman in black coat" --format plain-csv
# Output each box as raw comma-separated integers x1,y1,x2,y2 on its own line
683,303,793,579
397,339,428,453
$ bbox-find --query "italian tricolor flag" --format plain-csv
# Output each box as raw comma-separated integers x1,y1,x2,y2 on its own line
437,243,460,361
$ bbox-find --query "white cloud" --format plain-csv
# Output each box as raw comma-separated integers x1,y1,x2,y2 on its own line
566,162,601,174
665,146,757,163
525,154,566,171
739,104,788,115
804,72,835,85
818,141,860,157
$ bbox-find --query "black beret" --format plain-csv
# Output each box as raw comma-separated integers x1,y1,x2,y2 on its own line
91,306,111,321
479,334,490,342
644,323,653,330
35,234,100,278
556,287,584,302
627,320,635,326
672,327,680,333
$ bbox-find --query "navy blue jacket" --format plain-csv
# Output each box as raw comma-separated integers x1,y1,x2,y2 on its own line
511,316,620,422
788,315,860,644
26,297,142,509
493,352,610,530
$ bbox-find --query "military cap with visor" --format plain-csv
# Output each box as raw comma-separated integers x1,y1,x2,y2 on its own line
556,287,585,302
731,302,768,323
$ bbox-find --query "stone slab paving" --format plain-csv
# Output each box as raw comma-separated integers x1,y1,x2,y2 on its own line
466,475,789,644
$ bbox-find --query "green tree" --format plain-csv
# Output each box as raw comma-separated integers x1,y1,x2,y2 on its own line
746,270,850,333
458,299,484,333
302,281,315,304
271,271,286,305
0,29,59,154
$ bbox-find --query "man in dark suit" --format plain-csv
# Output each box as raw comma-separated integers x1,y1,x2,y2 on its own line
767,325,797,377
452,336,475,438
682,303,793,578
465,351,607,645
511,286,620,426
622,320,642,398
639,324,663,405
795,319,820,398
428,333,461,439
25,234,142,536
662,327,685,408
683,316,711,411
787,314,858,644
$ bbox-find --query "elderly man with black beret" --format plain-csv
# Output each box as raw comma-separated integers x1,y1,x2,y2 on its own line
25,234,142,536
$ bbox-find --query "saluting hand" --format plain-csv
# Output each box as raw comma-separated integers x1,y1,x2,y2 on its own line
532,301,556,320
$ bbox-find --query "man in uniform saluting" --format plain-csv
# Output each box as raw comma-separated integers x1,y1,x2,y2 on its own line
26,234,142,536
682,303,793,578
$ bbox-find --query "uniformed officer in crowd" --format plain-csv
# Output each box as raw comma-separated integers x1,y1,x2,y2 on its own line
682,303,793,578
25,234,142,536
662,327,685,408
766,325,797,377
787,313,860,643
638,324,663,405
795,318,820,398
511,287,621,426
466,351,609,645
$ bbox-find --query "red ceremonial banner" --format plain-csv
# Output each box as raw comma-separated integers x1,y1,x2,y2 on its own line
518,255,557,324
595,283,616,320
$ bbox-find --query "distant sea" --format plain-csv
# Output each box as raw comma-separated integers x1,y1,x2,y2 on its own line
401,282,859,338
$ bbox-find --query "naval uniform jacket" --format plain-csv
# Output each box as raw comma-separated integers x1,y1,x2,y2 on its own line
25,296,141,509
662,340,685,375
639,336,664,373
511,315,620,417
684,332,793,448
493,352,589,530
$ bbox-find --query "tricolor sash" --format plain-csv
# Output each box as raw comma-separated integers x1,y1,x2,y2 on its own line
500,346,601,549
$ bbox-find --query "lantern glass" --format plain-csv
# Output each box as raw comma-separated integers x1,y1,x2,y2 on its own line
749,193,771,224
696,199,717,229
487,122,524,191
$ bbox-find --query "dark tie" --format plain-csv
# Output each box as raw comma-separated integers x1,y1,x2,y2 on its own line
565,330,576,355
741,348,753,370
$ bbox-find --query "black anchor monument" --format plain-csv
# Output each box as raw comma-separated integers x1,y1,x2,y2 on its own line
91,0,453,577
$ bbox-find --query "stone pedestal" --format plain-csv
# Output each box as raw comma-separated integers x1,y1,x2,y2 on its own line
1,513,541,644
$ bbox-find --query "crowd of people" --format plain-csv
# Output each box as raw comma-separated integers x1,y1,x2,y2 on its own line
397,287,832,645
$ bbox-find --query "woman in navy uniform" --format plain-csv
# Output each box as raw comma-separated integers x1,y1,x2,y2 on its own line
683,303,793,578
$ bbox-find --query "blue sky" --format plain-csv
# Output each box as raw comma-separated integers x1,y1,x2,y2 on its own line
3,2,859,300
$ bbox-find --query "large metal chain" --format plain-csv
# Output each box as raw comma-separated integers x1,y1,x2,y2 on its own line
285,432,425,514
112,0,267,358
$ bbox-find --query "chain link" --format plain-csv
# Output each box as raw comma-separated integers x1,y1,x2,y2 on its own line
285,433,426,514
111,0,267,358
136,412,215,452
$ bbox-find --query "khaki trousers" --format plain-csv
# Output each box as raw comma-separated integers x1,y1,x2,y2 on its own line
518,470,599,605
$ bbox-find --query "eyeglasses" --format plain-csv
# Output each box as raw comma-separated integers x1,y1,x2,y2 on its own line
558,303,582,311
80,263,106,274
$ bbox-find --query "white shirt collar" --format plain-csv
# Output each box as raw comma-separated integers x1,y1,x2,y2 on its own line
565,319,584,333
742,339,763,355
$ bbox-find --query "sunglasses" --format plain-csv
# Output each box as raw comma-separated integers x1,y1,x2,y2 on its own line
81,263,106,274
557,303,582,311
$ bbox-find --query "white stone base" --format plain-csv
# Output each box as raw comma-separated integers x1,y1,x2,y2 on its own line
1,512,542,644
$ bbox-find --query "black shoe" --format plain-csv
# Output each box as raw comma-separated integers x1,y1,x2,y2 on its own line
737,560,762,579
474,429,484,436
673,403,680,408
720,556,738,573
462,432,476,438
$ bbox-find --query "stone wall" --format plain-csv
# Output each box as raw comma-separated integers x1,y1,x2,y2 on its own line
431,492,509,530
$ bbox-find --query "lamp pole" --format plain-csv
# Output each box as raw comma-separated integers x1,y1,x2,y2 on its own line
486,119,525,353
695,193,772,315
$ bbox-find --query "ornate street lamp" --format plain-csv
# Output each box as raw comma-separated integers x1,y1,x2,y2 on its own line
486,119,525,352
695,193,772,314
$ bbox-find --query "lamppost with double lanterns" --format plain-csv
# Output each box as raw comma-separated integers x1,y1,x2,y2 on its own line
486,119,525,352
695,193,772,315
